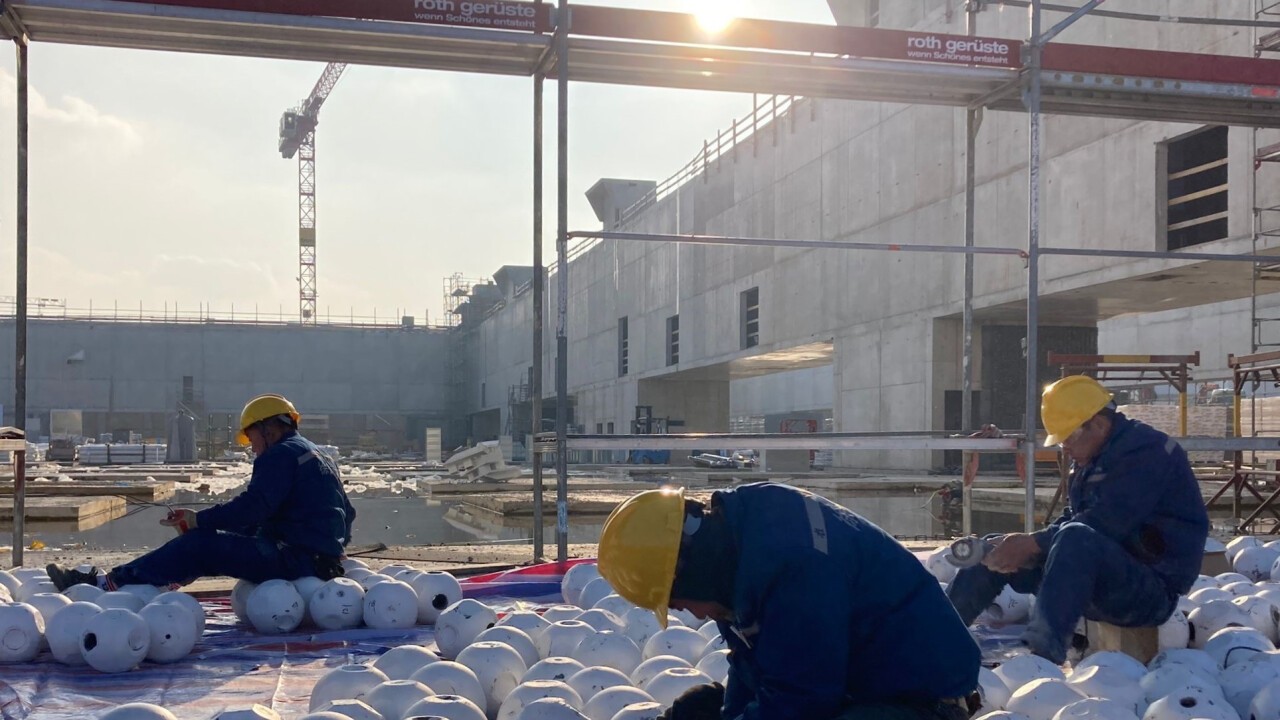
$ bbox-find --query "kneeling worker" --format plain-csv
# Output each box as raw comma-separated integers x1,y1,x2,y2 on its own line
47,394,355,591
599,482,980,720
947,375,1208,663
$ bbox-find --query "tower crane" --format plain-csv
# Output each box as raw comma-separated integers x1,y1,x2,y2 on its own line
278,62,347,323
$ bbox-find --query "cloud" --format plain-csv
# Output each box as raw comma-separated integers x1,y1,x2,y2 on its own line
0,67,141,150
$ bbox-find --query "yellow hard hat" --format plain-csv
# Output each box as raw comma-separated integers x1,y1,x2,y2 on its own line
237,394,301,446
598,487,685,629
1041,375,1113,446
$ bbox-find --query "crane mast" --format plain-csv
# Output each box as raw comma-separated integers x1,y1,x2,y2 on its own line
279,62,347,323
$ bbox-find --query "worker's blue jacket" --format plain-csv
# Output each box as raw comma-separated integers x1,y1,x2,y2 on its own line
1032,412,1207,596
714,483,979,720
197,432,355,558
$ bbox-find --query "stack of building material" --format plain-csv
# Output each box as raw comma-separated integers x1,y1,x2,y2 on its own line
77,444,167,465
444,441,522,482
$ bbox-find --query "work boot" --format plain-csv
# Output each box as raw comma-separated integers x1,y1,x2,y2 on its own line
45,563,100,592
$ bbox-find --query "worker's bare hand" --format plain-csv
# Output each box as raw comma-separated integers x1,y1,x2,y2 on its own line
160,508,197,534
969,424,1003,439
983,532,1039,574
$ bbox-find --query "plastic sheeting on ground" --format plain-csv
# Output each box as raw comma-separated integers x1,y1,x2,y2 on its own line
1,562,590,720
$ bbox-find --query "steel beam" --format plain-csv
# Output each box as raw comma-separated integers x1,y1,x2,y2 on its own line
540,434,1021,452
531,70,545,562
554,0,569,563
568,230,1028,257
1037,0,1104,46
12,36,26,568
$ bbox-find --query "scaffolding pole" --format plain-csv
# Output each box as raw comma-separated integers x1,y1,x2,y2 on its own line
962,2,980,536
554,0,570,563
1023,0,1043,534
531,69,545,562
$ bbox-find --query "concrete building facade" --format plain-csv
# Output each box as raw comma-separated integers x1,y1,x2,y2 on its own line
458,1,1280,468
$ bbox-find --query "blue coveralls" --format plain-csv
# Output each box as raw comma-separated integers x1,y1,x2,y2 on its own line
712,483,979,720
112,432,356,586
947,413,1208,663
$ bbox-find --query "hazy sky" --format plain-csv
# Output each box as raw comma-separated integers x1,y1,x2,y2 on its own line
0,1,834,324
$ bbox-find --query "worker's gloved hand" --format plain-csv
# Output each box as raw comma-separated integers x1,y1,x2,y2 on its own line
658,682,724,720
315,555,346,581
160,508,197,535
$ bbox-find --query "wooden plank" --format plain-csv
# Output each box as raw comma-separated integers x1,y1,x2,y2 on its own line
0,481,175,501
0,496,126,522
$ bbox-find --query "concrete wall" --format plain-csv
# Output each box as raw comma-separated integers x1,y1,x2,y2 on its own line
463,2,1275,469
0,319,450,449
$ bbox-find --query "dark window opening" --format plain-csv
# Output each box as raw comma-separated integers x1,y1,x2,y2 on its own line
1166,126,1228,251
741,288,760,349
618,317,629,376
667,315,680,366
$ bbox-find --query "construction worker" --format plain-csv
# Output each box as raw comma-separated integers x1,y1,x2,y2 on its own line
598,482,980,720
47,394,355,591
947,375,1209,664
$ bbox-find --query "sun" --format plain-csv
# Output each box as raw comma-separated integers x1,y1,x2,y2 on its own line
693,0,735,33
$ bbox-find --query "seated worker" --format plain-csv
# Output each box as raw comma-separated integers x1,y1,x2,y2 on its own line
599,482,980,720
47,394,355,590
947,375,1209,664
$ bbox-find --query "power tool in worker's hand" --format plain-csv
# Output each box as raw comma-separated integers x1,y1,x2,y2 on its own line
659,682,724,720
946,535,996,568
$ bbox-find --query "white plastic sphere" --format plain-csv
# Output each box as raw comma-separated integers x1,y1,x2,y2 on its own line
231,580,257,622
99,704,180,719
80,607,150,673
15,580,57,603
525,656,587,683
476,625,541,668
412,571,464,625
341,557,369,572
668,610,698,628
10,568,48,584
404,694,488,720
499,610,553,642
1191,576,1219,594
1238,547,1278,581
1220,654,1280,717
292,576,326,624
498,680,583,720
410,661,488,712
643,667,715,707
630,655,692,688
1228,536,1263,563
310,578,366,631
1139,665,1224,707
380,563,417,577
1005,679,1083,720
695,649,729,684
562,563,602,608
64,583,104,603
457,640,531,716
309,664,390,712
0,603,43,663
642,627,705,663
1073,651,1147,683
0,585,10,603
119,584,163,605
312,699,382,720
27,592,72,630
246,579,305,634
1252,677,1280,720
585,687,655,720
0,570,20,596
344,567,374,583
1218,572,1253,586
543,605,584,623
517,697,589,720
364,679,434,720
362,579,418,630
150,591,207,637
47,601,101,665
1189,600,1252,648
1234,595,1280,642
1146,687,1236,720
214,706,281,720
995,654,1066,690
1065,665,1143,713
373,644,439,680
538,620,597,659
139,602,197,663
578,578,614,612
437,599,498,658
358,573,394,591
622,608,664,648
984,586,1032,624
1223,581,1258,598
577,609,625,635
1052,698,1137,720
1204,626,1275,668
567,666,632,703
696,621,719,642
610,702,663,720
1158,610,1191,650
96,591,146,613
699,636,726,658
593,595,636,618
1148,648,1221,679
1190,588,1234,605
573,632,643,675
977,666,1012,713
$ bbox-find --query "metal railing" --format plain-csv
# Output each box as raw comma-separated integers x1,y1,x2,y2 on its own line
0,299,447,330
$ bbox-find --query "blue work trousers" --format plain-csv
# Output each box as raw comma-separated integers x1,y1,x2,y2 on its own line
110,527,319,587
946,523,1177,663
